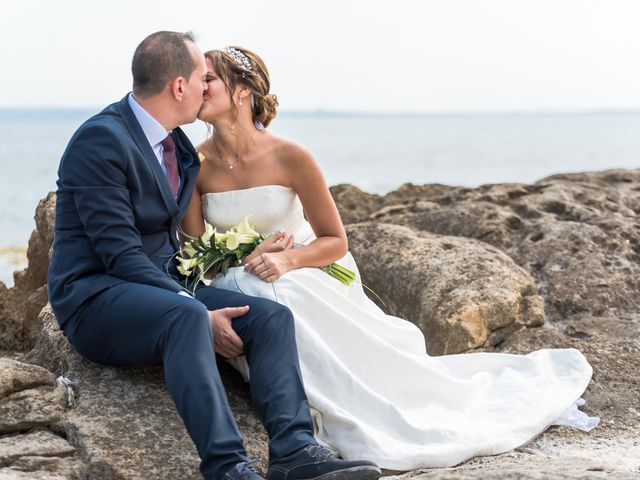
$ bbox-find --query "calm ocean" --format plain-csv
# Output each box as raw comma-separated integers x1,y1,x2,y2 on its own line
1,109,639,286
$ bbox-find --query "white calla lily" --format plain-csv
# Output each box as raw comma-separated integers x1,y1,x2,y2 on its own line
201,223,215,244
225,232,241,250
237,216,260,238
181,243,198,258
215,232,228,246
238,234,256,244
177,257,198,276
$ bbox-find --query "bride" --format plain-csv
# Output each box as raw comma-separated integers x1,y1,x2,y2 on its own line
181,46,598,471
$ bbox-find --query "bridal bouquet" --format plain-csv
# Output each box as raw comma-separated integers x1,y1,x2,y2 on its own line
177,217,356,287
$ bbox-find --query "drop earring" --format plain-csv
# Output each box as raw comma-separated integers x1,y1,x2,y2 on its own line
239,96,243,106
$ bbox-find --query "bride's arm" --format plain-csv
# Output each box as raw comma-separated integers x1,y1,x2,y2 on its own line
289,145,349,265
180,183,206,242
244,143,348,281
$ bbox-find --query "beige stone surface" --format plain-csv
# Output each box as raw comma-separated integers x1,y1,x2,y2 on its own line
1,169,639,478
346,222,545,354
0,386,67,435
0,360,86,479
4,455,87,479
0,192,54,352
353,170,640,322
0,357,55,397
0,430,75,465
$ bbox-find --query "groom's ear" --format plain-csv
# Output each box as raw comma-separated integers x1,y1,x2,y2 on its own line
169,77,186,100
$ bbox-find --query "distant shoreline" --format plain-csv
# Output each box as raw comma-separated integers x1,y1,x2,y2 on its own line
3,107,640,118
0,246,27,261
0,247,28,287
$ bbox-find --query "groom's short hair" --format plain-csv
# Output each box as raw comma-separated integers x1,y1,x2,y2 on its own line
132,31,197,97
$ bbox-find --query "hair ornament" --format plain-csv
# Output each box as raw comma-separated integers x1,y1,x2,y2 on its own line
221,46,253,71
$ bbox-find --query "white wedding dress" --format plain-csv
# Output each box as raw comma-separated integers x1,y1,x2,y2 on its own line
203,185,598,470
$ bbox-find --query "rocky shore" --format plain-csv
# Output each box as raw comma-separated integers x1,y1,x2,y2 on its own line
0,169,638,479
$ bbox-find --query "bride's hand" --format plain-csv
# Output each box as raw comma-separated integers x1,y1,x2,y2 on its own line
244,250,294,283
240,231,294,266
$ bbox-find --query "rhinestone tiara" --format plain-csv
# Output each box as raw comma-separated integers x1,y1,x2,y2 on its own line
221,46,253,71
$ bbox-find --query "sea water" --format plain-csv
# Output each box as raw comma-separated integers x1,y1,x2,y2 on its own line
1,109,639,286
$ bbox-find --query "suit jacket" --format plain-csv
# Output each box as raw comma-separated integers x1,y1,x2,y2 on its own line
48,95,200,328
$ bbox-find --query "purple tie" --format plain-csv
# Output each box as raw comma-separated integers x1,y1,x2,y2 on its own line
161,135,179,197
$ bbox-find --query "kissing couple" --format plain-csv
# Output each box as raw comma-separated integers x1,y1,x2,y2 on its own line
48,31,598,480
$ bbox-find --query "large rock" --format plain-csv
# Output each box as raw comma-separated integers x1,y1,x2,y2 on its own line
361,170,640,323
26,304,268,479
0,284,48,352
0,278,28,352
329,184,384,225
0,358,67,435
0,429,76,465
0,359,86,479
14,191,56,294
0,192,55,351
346,222,544,355
329,183,461,225
331,170,640,479
0,357,56,397
0,386,67,434
1,456,86,480
1,170,638,478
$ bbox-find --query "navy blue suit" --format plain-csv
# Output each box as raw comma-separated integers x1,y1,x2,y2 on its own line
48,95,316,479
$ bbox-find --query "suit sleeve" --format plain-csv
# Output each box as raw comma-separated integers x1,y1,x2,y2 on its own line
60,123,183,293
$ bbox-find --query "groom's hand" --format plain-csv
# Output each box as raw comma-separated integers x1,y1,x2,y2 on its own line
208,306,249,358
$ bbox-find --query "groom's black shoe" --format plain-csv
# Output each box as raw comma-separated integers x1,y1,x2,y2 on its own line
223,460,266,480
267,445,381,480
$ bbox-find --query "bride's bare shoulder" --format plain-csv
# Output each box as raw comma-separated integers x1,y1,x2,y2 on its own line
268,134,316,169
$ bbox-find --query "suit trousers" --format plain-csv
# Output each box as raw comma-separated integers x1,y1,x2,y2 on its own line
63,282,316,479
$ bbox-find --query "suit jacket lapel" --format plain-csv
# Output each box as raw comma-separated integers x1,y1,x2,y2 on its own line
173,127,201,211
117,95,179,216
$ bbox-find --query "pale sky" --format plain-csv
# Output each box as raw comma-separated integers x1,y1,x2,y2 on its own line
3,0,640,113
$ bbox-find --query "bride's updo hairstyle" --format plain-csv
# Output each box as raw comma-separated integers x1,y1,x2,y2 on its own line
205,46,279,128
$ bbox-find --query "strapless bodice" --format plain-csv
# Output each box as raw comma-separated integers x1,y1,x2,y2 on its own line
201,185,316,244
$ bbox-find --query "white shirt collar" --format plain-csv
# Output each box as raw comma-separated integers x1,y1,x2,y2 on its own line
127,93,171,149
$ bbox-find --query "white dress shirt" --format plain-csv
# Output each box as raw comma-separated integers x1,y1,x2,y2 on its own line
128,93,191,298
128,93,172,175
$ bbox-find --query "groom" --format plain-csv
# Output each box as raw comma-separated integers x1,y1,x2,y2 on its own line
48,31,380,480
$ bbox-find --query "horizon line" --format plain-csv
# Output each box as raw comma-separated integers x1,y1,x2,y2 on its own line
2,106,640,117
